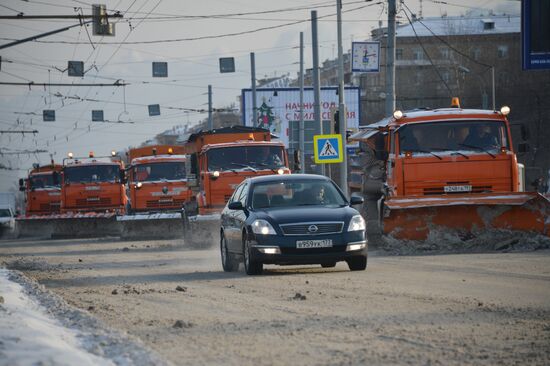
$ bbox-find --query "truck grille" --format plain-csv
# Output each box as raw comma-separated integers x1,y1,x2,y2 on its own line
280,222,344,236
76,197,112,206
146,198,186,208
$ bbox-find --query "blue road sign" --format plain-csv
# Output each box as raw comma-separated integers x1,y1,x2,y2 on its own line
313,134,343,164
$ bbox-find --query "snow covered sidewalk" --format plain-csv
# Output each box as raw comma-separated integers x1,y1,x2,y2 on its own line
0,268,113,365
0,268,167,366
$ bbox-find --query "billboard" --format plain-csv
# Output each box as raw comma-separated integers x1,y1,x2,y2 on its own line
241,87,360,148
522,0,550,70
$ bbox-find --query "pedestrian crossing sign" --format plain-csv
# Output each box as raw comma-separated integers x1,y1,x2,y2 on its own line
313,134,344,164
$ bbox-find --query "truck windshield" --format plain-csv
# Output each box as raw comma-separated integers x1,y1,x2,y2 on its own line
398,120,509,154
207,146,285,172
29,174,58,188
64,165,120,184
132,162,186,182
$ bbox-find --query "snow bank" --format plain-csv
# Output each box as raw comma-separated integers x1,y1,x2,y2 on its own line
0,268,114,366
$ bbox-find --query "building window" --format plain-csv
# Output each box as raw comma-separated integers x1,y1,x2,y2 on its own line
396,48,403,60
440,47,450,59
497,45,509,59
483,20,495,30
471,47,481,60
413,48,424,61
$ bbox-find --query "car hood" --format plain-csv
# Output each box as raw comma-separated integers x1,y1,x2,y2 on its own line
254,206,357,225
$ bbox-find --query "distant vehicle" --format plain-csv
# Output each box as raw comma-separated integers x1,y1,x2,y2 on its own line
19,163,62,216
0,192,16,236
220,174,367,275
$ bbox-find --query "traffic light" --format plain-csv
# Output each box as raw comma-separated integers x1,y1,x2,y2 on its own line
333,109,340,134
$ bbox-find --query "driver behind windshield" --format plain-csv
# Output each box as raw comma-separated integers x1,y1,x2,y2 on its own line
463,125,499,149
258,146,283,167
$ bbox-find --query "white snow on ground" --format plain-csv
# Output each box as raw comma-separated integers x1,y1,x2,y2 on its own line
0,268,114,366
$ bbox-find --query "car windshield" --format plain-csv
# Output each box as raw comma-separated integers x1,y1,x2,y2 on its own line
29,174,58,188
250,179,347,209
398,120,509,154
207,145,285,172
0,209,11,217
64,165,120,184
132,162,186,182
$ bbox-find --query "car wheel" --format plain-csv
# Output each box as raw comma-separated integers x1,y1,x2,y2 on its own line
321,262,337,268
346,256,367,271
220,233,238,272
243,236,263,275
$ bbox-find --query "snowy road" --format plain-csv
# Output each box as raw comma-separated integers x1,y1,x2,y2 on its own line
1,237,550,365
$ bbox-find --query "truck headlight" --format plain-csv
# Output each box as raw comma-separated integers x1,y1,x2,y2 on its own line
347,215,365,232
252,219,277,235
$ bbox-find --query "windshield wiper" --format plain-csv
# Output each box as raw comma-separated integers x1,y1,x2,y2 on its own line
229,162,257,172
458,143,496,158
429,146,469,159
410,149,442,160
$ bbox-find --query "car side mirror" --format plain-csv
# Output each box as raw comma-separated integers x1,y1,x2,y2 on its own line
228,201,244,210
517,142,530,153
350,196,364,206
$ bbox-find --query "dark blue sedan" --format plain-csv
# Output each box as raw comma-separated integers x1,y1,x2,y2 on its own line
220,174,367,275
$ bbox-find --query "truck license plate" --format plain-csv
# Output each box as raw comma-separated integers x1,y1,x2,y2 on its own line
296,239,333,249
444,185,472,193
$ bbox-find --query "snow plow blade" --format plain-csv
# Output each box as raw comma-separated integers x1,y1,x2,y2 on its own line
181,213,221,248
117,213,183,240
16,212,119,239
383,192,550,241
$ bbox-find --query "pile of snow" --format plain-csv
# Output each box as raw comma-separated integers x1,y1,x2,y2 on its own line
0,268,113,366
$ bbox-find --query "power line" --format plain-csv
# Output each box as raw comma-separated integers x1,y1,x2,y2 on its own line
0,81,127,87
400,5,453,97
25,2,383,45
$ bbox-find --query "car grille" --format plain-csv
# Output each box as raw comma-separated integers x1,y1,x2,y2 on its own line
280,222,344,236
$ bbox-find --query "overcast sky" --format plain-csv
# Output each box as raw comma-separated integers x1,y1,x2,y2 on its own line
0,0,519,191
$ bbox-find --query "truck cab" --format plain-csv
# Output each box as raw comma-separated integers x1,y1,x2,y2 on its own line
20,163,62,216
184,126,291,215
60,153,127,214
126,145,192,213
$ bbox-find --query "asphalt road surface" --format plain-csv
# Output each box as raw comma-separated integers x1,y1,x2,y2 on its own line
1,237,549,365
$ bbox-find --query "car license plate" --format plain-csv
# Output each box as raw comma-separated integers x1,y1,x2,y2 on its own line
296,239,333,249
444,185,472,193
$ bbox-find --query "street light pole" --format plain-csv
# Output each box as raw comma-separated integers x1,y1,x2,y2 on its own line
299,32,305,173
336,0,348,195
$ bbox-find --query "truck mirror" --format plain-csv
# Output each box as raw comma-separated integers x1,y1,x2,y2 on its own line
120,169,127,184
52,172,60,185
19,178,25,191
517,142,530,153
520,125,530,140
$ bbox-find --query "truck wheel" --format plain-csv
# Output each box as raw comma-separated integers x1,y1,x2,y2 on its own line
243,236,263,275
346,256,367,271
221,233,238,272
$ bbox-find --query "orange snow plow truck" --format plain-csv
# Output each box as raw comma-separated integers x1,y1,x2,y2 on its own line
181,126,291,245
19,163,62,216
117,145,193,239
350,98,550,242
17,152,127,238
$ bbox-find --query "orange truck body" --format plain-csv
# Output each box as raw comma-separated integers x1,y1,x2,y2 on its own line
351,103,550,239
126,145,192,213
21,164,62,216
60,156,127,215
184,126,291,215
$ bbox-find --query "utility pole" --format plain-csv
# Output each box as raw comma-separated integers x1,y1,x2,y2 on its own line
385,0,397,116
208,85,213,130
299,32,305,173
336,0,347,195
311,10,325,176
250,52,257,126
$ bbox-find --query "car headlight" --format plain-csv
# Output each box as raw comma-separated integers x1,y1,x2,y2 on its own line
251,219,277,235
347,215,365,231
